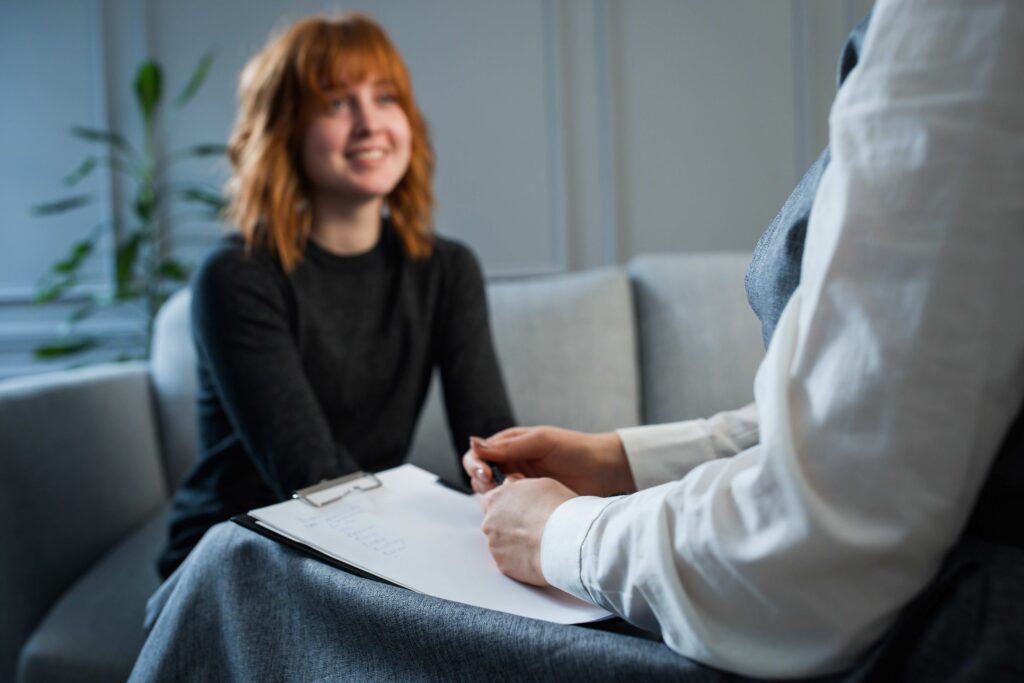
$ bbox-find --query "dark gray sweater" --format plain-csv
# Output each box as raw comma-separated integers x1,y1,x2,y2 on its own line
159,226,514,577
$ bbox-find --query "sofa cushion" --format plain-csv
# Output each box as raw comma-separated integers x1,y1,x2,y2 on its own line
149,289,199,493
409,267,641,482
16,508,167,683
628,253,764,424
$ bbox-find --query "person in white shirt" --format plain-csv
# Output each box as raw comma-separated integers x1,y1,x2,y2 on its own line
129,0,1023,680
465,0,1024,677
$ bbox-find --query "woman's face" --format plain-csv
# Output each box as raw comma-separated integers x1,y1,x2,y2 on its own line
301,76,412,204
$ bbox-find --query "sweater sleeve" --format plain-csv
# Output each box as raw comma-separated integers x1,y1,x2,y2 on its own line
192,244,361,499
434,242,516,469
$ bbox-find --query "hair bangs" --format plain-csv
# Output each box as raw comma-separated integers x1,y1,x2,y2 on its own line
303,18,411,111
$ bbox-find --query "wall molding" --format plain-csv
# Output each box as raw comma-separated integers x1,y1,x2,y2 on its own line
843,0,862,33
790,0,812,179
542,0,569,273
0,285,102,306
0,321,145,351
93,0,119,291
593,0,619,266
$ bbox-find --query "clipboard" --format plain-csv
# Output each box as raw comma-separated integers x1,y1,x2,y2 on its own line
233,470,402,585
231,513,402,588
233,463,613,625
291,470,384,507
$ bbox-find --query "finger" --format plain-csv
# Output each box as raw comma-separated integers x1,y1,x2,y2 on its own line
472,429,547,463
504,472,526,482
483,426,531,442
462,447,493,483
471,474,499,495
467,439,494,476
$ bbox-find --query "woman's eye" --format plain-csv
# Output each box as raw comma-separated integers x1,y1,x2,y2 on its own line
329,97,349,112
377,92,398,105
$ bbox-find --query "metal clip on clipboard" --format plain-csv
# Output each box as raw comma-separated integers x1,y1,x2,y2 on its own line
292,471,383,508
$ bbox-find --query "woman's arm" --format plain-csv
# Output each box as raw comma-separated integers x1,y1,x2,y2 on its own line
433,242,516,469
192,243,361,499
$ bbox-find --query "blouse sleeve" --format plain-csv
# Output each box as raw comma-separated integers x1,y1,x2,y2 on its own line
617,403,760,489
433,242,516,469
192,245,361,499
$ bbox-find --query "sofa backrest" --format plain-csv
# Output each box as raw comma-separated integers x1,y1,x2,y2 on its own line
408,267,641,482
628,253,764,423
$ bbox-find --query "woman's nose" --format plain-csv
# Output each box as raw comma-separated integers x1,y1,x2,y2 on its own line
352,100,381,135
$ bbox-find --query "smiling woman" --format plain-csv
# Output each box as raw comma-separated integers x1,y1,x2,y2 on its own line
157,13,516,578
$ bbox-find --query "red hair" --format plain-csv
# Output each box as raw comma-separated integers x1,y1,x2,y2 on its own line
227,13,435,271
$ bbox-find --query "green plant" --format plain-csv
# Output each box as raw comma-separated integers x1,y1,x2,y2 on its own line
31,52,226,359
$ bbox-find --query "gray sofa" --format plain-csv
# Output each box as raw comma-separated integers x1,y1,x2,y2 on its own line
0,252,764,683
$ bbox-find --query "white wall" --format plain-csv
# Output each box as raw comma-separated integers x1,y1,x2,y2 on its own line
0,0,873,378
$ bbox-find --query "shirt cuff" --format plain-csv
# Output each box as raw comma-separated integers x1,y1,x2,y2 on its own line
617,420,718,490
540,495,616,604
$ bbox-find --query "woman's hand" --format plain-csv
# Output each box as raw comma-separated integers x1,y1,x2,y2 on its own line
462,426,636,497
479,477,577,586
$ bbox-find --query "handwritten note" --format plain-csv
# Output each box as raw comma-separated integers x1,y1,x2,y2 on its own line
295,504,408,558
248,464,611,624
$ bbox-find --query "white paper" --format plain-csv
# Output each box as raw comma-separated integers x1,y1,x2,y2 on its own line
249,464,612,624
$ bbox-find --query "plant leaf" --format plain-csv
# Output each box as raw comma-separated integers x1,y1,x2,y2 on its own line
58,300,97,336
70,126,129,151
135,183,157,222
157,258,191,282
32,194,92,216
179,186,227,212
174,51,215,108
63,157,98,186
33,337,97,359
53,239,94,274
116,231,143,298
33,276,74,304
68,300,97,324
135,60,164,125
183,143,228,157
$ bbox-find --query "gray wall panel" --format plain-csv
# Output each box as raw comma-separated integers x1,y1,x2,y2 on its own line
610,0,799,258
0,1,109,297
0,0,876,379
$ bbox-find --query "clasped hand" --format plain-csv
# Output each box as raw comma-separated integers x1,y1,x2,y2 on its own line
462,426,636,586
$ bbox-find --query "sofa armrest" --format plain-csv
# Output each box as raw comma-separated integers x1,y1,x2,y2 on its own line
0,362,167,682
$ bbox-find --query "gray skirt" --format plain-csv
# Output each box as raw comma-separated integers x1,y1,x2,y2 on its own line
128,522,1024,682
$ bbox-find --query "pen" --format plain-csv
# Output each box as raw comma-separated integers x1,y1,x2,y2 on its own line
487,461,506,485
